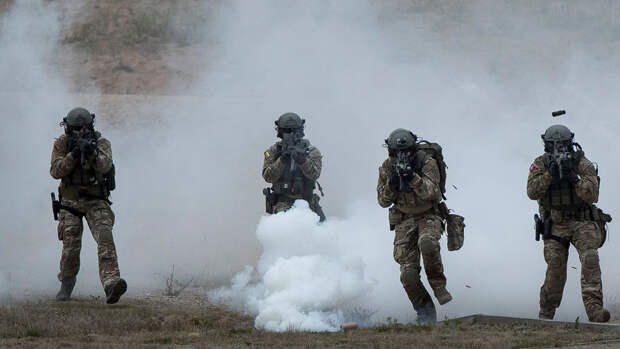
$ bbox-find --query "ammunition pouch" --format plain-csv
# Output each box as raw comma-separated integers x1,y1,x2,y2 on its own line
446,214,465,251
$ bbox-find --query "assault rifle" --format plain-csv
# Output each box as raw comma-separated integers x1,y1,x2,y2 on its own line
550,141,573,181
277,130,309,170
77,128,98,166
393,151,414,192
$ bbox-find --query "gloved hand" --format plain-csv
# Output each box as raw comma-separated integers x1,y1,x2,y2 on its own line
389,170,400,191
279,151,291,163
78,137,96,157
292,149,308,164
562,166,579,183
70,145,81,158
548,161,560,178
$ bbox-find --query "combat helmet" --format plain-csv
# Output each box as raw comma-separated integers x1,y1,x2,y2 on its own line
61,107,95,129
541,125,574,153
275,112,305,138
385,128,418,151
541,125,574,142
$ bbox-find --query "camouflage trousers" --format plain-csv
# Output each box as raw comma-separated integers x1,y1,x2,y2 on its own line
540,217,605,321
393,213,446,314
273,199,295,214
57,198,121,289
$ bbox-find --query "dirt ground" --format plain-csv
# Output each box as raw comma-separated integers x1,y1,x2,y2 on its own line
2,291,620,349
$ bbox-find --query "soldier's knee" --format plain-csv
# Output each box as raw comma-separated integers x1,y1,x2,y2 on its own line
419,235,439,255
400,266,422,287
97,229,114,243
582,249,599,269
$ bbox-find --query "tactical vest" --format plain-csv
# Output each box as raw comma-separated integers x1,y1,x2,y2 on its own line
61,134,106,198
540,151,586,212
271,141,316,201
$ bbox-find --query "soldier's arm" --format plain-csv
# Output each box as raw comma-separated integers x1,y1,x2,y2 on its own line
92,138,113,173
527,157,552,200
575,156,599,204
50,137,78,179
262,145,285,183
300,147,322,180
409,157,442,202
377,160,397,207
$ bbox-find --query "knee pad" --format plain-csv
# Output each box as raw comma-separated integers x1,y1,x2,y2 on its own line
419,235,438,254
582,249,599,269
400,266,422,288
98,229,114,243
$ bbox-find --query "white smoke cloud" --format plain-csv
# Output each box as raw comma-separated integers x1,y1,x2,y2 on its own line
210,201,380,331
0,1,83,293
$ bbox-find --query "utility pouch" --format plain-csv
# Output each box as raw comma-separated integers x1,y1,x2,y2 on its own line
388,207,404,231
593,205,612,248
446,214,465,251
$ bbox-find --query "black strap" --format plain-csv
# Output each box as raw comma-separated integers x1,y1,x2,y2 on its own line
59,204,85,218
544,234,570,249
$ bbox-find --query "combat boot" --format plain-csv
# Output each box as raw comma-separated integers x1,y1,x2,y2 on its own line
589,308,611,323
416,303,437,324
55,276,76,302
434,287,452,305
104,278,127,304
538,308,555,320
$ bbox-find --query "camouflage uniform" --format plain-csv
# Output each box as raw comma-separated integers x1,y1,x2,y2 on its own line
527,154,609,322
262,142,322,213
377,151,448,320
50,133,121,289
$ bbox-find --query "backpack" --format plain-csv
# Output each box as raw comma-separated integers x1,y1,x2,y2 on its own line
414,140,447,200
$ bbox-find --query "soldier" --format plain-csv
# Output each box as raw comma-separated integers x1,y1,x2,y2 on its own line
528,125,611,322
377,128,453,324
50,107,127,304
262,112,325,221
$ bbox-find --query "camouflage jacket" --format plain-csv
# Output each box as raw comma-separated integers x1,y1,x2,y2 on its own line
377,152,443,215
527,154,599,214
50,133,113,199
262,141,322,183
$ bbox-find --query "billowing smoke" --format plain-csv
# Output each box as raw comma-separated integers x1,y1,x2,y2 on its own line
0,1,82,294
1,0,619,327
210,201,379,331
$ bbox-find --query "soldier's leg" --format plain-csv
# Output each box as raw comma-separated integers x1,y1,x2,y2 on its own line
85,201,120,289
572,221,609,322
273,199,294,214
57,210,84,282
57,209,84,300
539,236,569,319
417,215,450,304
394,218,436,323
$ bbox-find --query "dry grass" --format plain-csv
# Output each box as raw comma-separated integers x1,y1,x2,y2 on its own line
1,296,620,348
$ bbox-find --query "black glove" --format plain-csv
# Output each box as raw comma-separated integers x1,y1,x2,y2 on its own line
548,161,560,178
279,151,291,163
292,149,308,164
70,145,81,158
388,170,400,191
78,137,96,157
562,166,579,183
